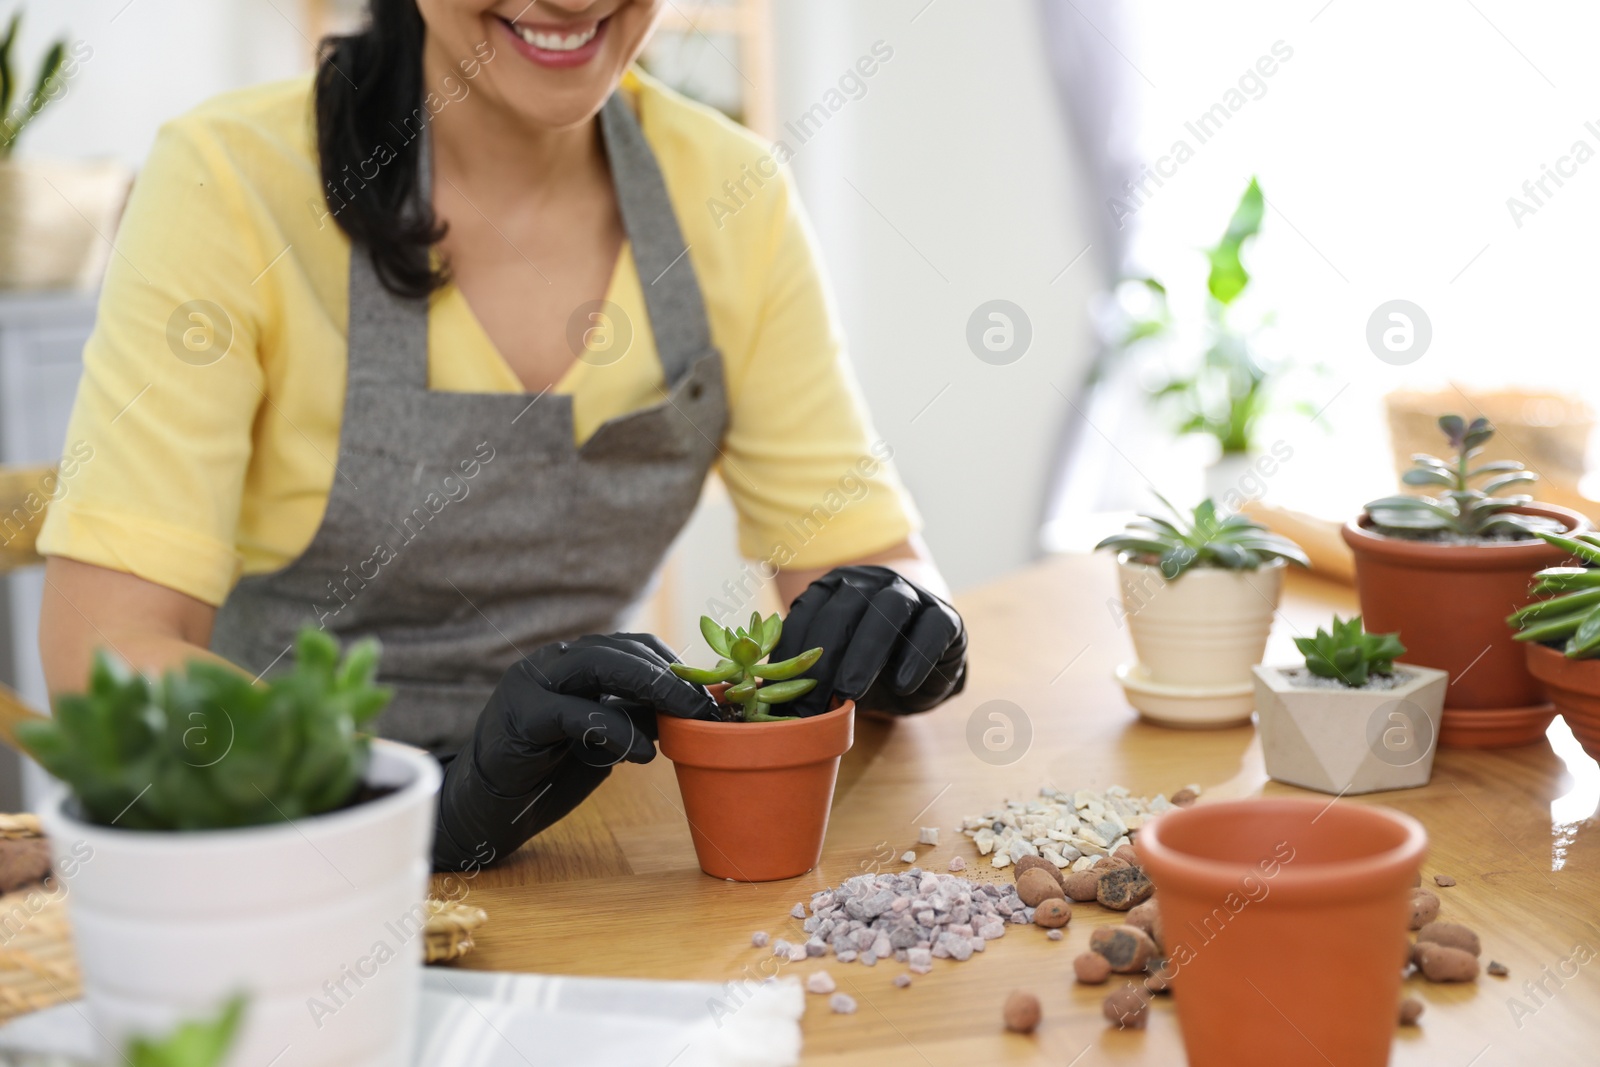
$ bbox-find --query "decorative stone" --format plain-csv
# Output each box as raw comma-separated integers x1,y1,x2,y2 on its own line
919,827,940,846
947,856,966,872
806,971,836,994
1096,866,1155,911
893,974,912,988
830,993,858,1014
751,931,769,948
1434,874,1457,888
791,902,807,919
901,851,918,863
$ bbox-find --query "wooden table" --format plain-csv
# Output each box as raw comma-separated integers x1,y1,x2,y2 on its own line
442,554,1600,1065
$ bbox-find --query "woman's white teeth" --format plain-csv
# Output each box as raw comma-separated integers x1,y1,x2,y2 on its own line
513,22,598,51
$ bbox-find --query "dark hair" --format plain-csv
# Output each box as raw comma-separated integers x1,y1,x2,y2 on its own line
314,0,447,299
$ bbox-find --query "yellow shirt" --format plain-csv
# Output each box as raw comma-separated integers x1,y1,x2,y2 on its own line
39,69,917,607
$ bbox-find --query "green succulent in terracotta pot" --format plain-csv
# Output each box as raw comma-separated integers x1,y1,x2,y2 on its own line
670,612,822,722
1364,415,1564,540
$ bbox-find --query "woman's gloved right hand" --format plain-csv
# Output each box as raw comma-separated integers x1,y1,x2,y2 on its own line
432,633,717,871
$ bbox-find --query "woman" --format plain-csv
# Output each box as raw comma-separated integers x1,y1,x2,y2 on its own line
36,0,967,869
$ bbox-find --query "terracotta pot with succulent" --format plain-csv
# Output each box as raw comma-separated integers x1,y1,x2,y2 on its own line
657,612,853,882
0,12,130,290
15,629,439,1067
1342,414,1589,748
1510,530,1600,764
1096,494,1308,728
1254,615,1447,795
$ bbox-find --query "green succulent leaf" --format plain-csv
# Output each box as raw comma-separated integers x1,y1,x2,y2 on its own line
128,994,245,1067
759,612,782,655
1294,614,1405,687
669,662,742,685
729,635,762,667
752,646,822,680
1097,493,1307,577
754,678,817,704
699,616,732,657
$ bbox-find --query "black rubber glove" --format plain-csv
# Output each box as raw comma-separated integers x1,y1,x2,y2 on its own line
432,633,717,871
768,565,967,718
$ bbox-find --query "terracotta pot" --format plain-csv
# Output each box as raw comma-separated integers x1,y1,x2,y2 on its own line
656,700,854,882
1341,504,1589,748
1137,797,1426,1067
1253,663,1447,794
1113,556,1283,728
1526,642,1600,764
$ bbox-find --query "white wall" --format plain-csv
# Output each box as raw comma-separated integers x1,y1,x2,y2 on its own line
11,0,307,167
769,0,1102,592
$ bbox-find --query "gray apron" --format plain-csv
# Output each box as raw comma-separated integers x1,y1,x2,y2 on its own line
211,94,727,754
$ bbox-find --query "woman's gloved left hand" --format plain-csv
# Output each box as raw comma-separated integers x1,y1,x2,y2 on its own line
768,565,967,719
432,633,717,871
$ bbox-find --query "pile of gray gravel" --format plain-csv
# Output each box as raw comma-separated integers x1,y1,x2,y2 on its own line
765,869,1033,975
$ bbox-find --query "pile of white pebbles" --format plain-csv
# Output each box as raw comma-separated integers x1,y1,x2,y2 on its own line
959,784,1194,872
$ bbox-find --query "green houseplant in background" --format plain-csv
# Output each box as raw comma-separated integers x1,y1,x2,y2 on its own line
21,628,442,1067
1513,530,1600,766
656,611,853,882
1254,614,1446,795
1096,494,1307,728
1342,414,1589,749
1118,177,1307,502
0,8,129,289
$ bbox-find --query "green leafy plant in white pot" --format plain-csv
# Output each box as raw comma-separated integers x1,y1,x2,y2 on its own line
0,12,129,289
1096,494,1308,727
1254,616,1447,794
17,629,439,1067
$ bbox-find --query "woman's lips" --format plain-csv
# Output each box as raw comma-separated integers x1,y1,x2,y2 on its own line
498,15,609,69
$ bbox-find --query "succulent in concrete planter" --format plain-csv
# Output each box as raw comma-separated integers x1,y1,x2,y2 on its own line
1512,531,1600,765
1343,414,1589,749
1254,616,1446,794
658,613,853,881
1096,495,1307,728
19,630,440,1067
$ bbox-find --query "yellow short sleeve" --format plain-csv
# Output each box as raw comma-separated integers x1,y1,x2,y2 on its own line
37,115,269,605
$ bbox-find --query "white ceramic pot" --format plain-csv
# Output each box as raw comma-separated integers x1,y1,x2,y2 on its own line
0,158,131,290
1116,555,1283,687
1253,663,1447,795
37,740,440,1067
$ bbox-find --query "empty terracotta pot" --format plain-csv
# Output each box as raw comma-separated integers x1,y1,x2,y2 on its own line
1526,643,1600,764
656,701,854,882
1137,797,1426,1067
1342,504,1588,748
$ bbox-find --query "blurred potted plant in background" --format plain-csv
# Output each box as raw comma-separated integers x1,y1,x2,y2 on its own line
16,629,438,1067
1254,615,1447,794
1343,415,1588,748
1512,529,1600,765
0,10,128,290
1116,177,1301,501
1096,494,1307,728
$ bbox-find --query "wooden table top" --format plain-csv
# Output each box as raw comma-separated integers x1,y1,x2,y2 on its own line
441,553,1600,1065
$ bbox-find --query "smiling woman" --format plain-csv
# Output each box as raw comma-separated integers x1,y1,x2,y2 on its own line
34,0,969,871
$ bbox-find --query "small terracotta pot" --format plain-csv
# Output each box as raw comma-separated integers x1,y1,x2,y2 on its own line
1138,797,1426,1067
656,700,854,882
1526,642,1600,764
1341,504,1588,748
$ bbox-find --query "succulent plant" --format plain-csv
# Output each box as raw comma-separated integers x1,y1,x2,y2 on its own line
17,628,391,831
670,613,823,722
1293,615,1406,687
1508,531,1600,659
129,995,244,1067
1364,415,1565,540
1094,493,1309,580
0,13,68,158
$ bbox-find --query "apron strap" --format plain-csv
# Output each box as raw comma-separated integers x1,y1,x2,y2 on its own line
346,91,714,390
598,92,714,387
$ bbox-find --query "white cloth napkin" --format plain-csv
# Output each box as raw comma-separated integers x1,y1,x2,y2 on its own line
0,970,804,1067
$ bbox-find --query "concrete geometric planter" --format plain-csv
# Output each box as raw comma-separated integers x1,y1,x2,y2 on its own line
1253,663,1448,794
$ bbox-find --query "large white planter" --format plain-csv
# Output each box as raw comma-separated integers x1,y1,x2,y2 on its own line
1113,556,1283,727
1253,663,1447,795
37,740,441,1067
